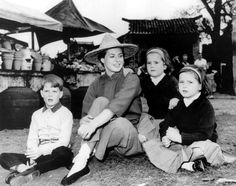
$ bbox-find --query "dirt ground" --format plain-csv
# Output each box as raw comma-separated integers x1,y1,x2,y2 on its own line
1,94,236,186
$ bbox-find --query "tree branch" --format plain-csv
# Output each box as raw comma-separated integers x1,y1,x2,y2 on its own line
201,0,215,18
222,0,233,7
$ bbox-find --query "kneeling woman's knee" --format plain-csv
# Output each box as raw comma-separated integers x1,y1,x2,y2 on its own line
93,97,109,106
111,118,136,136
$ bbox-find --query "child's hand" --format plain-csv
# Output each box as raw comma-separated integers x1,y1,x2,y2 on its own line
162,136,171,147
168,98,179,109
25,148,41,160
166,127,182,143
138,134,148,143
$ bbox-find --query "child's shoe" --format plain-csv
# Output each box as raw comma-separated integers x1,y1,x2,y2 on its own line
9,169,40,186
5,171,19,184
193,159,205,171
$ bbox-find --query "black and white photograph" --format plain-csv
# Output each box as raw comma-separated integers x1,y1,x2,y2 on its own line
0,0,236,185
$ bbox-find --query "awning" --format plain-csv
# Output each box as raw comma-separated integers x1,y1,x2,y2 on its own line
34,0,113,47
0,0,62,32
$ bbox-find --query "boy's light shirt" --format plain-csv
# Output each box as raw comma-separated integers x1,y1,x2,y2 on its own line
27,105,73,156
150,73,165,85
183,92,201,107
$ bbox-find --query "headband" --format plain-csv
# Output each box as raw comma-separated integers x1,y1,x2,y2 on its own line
146,48,164,59
180,66,202,82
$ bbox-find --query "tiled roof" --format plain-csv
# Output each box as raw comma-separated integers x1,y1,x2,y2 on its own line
122,16,201,34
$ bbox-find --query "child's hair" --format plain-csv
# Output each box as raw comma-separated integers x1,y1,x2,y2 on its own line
41,74,64,91
146,47,173,74
179,65,211,96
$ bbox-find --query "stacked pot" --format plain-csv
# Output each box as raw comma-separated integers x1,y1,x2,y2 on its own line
13,51,24,70
33,52,43,71
42,55,51,71
2,52,14,70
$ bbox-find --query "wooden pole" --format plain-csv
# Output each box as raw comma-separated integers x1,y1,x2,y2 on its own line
31,31,35,50
232,0,236,93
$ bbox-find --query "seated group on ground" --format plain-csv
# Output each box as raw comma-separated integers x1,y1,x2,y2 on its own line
0,34,235,186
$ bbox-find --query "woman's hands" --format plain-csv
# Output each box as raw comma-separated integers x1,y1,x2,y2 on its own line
78,115,97,140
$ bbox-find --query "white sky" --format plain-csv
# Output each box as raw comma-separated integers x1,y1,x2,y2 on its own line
5,0,201,57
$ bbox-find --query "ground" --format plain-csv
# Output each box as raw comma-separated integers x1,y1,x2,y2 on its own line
1,94,236,186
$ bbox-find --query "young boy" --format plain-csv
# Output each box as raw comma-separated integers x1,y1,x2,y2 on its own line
0,74,73,185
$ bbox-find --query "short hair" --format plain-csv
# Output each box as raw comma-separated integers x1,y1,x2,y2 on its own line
179,65,211,96
41,74,64,91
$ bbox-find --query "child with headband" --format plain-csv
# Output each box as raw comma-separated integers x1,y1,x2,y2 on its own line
138,47,180,143
145,65,236,173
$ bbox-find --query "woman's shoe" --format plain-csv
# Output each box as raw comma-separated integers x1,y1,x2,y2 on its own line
61,165,90,185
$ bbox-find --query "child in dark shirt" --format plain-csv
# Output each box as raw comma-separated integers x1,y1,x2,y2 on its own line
143,65,236,173
138,47,180,143
140,47,180,119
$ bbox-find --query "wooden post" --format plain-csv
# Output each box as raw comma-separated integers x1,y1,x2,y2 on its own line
232,0,236,93
31,31,35,50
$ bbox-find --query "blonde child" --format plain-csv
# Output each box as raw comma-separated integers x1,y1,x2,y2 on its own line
138,47,180,142
0,74,73,185
147,65,235,173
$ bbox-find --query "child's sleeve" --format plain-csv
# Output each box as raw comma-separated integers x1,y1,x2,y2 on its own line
38,110,73,155
159,110,176,138
27,113,39,151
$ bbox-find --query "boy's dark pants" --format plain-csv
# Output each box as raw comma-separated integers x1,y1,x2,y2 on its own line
0,146,73,174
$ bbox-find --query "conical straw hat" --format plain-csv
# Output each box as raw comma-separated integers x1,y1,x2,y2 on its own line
84,34,138,64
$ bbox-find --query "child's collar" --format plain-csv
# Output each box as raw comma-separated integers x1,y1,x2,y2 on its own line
150,73,165,85
43,102,62,113
183,92,201,107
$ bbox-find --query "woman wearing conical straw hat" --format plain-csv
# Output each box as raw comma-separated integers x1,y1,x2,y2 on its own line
61,34,143,185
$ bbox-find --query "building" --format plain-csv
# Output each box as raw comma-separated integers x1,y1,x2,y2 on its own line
119,16,201,65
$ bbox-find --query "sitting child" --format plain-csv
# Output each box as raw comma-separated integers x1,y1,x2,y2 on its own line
138,47,180,142
141,65,236,173
0,74,73,185
140,47,180,119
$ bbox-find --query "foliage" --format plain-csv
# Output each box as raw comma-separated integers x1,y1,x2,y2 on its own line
174,0,233,42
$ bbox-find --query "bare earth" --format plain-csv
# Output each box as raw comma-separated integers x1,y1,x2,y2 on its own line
1,94,236,186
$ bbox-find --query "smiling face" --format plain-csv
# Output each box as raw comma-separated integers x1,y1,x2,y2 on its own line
178,71,202,98
101,48,124,76
40,82,63,108
146,53,166,78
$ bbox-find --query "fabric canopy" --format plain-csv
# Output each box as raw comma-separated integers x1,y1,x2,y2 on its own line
34,0,113,47
0,0,62,32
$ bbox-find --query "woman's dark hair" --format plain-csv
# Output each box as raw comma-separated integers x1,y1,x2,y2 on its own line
97,48,125,61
